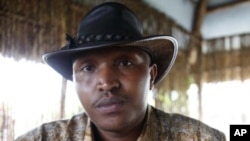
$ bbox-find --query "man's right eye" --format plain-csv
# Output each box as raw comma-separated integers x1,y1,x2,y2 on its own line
81,65,95,72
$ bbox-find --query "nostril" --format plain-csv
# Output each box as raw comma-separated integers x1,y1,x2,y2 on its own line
97,81,120,92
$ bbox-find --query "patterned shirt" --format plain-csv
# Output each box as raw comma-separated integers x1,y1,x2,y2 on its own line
15,105,226,141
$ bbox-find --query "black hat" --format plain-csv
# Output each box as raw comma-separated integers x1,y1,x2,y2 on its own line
42,2,178,84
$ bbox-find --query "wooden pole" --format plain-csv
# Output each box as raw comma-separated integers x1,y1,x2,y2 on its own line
188,0,208,120
0,103,5,141
60,77,67,119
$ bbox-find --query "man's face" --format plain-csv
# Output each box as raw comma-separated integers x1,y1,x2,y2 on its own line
72,47,157,133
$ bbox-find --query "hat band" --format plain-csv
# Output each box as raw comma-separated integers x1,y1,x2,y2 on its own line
65,33,136,49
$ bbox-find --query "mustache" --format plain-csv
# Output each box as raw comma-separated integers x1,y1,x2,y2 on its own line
93,92,128,108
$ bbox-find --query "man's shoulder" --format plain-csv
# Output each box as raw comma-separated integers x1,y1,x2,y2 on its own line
15,113,88,141
151,107,226,141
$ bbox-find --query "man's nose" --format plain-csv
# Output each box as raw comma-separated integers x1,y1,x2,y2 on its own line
97,66,120,92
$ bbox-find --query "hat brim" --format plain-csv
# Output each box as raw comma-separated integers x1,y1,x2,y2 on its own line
42,35,178,84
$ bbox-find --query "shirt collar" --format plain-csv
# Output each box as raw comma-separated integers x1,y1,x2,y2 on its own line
84,117,93,141
137,105,160,141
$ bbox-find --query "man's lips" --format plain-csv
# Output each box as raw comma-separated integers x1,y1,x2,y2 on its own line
96,97,125,113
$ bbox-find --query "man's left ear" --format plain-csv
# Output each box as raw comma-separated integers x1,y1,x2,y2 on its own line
149,64,157,90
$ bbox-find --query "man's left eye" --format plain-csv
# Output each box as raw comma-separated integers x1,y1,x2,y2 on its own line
119,60,132,66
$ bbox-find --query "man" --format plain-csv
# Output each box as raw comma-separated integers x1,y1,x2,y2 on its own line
16,2,226,141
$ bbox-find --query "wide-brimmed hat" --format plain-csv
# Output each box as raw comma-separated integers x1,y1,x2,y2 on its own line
42,2,178,84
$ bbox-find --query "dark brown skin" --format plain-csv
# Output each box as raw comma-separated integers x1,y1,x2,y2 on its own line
72,46,157,141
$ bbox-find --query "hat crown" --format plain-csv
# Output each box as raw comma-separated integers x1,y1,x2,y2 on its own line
76,2,143,44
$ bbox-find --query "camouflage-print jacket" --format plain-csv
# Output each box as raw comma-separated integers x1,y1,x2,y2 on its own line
15,105,226,141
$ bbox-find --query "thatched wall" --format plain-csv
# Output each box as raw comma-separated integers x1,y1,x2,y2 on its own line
0,0,67,61
201,34,250,82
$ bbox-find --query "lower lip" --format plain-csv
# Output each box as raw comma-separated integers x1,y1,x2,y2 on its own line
97,103,124,114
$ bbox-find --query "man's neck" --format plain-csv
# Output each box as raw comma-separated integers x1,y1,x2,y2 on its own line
92,119,145,141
